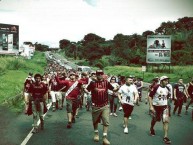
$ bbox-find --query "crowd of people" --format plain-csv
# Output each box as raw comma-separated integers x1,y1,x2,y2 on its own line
23,62,193,145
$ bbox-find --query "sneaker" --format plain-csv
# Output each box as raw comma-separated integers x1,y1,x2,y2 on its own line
32,127,38,134
113,113,118,117
66,122,72,129
129,116,132,120
150,128,155,136
52,107,56,112
124,127,128,134
72,118,76,123
110,113,113,116
103,136,110,145
93,132,99,142
163,137,171,144
119,107,122,111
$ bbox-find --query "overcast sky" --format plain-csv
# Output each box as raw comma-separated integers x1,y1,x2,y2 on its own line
0,0,193,47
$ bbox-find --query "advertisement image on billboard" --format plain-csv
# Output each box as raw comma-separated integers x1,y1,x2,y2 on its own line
146,35,171,64
0,23,19,55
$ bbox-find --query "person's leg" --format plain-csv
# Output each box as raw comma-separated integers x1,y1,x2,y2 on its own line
177,100,183,116
150,106,160,136
113,97,118,116
163,122,169,138
163,122,171,144
32,101,38,133
101,106,110,145
173,100,179,114
139,90,142,102
57,92,63,109
92,107,101,142
50,91,56,111
66,99,73,128
39,102,44,130
109,95,113,114
24,93,30,114
186,98,193,112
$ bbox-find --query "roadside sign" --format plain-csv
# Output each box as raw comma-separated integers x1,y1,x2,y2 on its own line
142,66,146,72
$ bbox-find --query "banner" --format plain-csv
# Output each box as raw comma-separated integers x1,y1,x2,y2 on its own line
0,23,19,55
146,35,171,64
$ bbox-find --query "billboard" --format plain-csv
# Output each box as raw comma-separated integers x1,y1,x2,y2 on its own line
146,35,171,64
0,23,19,55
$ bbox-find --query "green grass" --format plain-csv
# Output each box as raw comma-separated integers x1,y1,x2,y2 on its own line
104,65,193,83
0,51,46,113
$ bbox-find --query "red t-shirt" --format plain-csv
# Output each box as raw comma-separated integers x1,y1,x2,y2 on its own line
56,77,88,100
29,82,48,99
87,80,114,107
49,78,60,91
24,79,34,93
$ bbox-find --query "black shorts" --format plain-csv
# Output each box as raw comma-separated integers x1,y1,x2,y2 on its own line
153,105,167,122
122,104,134,118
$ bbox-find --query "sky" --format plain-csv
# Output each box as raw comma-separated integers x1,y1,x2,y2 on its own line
0,0,193,47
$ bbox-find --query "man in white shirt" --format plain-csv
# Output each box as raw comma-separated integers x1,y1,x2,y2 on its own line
118,76,138,134
149,76,171,144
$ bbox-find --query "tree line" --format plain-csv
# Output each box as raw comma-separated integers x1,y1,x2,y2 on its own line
34,17,193,68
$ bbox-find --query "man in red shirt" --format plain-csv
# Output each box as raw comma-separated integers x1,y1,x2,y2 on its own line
56,72,88,129
28,73,48,133
86,70,118,145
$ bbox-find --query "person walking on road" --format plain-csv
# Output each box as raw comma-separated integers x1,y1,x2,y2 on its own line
185,77,193,119
23,72,34,114
108,76,120,117
49,73,62,111
55,71,88,129
149,76,171,144
135,77,143,105
28,73,48,133
85,70,118,145
118,76,138,134
173,78,189,116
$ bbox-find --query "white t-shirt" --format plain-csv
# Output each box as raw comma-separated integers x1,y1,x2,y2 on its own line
108,83,119,95
152,86,169,106
118,84,138,106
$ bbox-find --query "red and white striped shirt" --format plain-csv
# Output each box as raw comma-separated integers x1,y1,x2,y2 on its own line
87,80,114,107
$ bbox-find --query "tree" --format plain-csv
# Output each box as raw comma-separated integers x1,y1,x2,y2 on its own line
59,39,71,49
34,43,49,52
82,33,105,46
83,42,104,64
142,30,154,38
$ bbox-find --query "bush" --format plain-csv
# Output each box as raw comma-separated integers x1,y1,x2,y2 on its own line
6,58,27,70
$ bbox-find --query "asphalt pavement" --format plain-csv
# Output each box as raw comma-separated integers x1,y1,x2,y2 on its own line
2,90,192,145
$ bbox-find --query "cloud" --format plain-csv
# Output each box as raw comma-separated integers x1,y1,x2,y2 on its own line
83,0,99,7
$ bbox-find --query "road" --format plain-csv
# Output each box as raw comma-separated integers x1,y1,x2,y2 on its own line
1,53,192,145
1,90,193,145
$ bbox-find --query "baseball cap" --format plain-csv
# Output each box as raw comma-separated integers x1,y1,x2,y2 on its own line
160,76,170,81
96,70,104,75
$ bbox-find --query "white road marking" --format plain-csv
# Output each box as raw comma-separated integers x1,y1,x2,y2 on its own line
21,102,52,145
